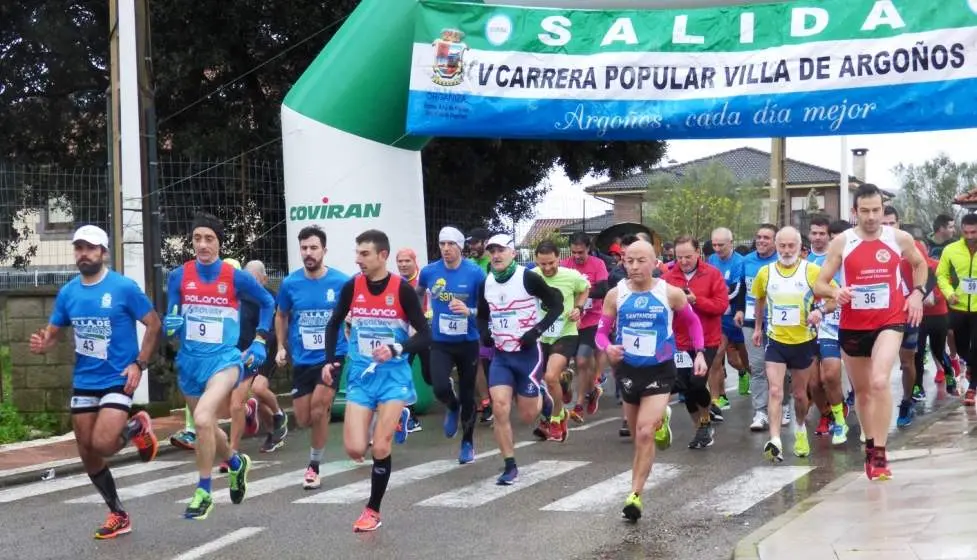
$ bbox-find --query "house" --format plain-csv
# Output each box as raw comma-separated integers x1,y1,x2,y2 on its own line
519,217,577,247
954,187,977,212
556,210,616,236
584,146,894,227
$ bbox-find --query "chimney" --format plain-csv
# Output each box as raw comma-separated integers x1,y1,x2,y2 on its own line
851,148,869,182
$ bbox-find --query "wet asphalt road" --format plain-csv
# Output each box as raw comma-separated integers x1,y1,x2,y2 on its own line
0,365,953,560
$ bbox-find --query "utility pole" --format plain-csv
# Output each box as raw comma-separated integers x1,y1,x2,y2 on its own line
108,0,156,404
769,138,787,227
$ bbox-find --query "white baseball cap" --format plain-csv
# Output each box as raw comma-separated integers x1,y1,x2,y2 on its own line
485,233,515,250
438,226,465,247
72,225,109,249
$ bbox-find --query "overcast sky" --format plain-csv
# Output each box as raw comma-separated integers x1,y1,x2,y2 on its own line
520,127,977,233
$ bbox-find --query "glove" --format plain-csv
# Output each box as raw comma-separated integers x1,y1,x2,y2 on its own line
243,339,267,370
519,327,541,349
164,305,184,337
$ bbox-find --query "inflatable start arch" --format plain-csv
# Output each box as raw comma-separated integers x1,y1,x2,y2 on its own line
282,0,977,273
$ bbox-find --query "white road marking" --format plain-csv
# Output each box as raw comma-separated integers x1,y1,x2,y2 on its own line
294,458,463,504
568,416,620,432
169,527,265,560
541,463,683,512
686,465,814,516
0,461,188,504
417,460,589,508
66,463,268,504
195,460,369,504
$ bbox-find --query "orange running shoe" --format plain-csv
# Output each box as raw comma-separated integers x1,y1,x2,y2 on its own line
94,511,131,539
130,411,158,462
352,507,381,532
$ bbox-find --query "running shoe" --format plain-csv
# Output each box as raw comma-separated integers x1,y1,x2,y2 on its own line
738,372,751,395
407,416,423,433
831,422,849,445
585,386,603,415
814,415,831,437
94,511,131,539
654,405,672,450
951,356,962,377
496,464,518,485
781,405,791,427
559,413,569,443
129,411,159,463
169,429,196,451
227,453,252,504
964,389,976,406
763,439,784,463
618,418,630,438
896,400,914,427
547,419,562,442
533,419,550,441
911,385,925,403
866,447,892,481
689,423,714,449
184,488,214,520
793,431,810,458
219,461,230,474
622,492,642,522
568,404,585,424
259,434,280,454
444,406,459,438
353,507,382,532
244,397,259,436
303,465,321,489
935,366,946,385
479,399,493,423
845,390,855,407
395,408,411,444
947,375,959,396
715,395,731,411
459,440,475,464
710,403,725,423
749,411,768,432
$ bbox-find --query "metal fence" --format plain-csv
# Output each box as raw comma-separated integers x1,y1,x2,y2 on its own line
0,158,575,288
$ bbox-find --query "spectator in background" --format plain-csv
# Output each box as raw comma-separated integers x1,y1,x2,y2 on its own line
662,242,675,263
929,214,956,259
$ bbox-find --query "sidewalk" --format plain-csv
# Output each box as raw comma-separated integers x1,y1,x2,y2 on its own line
734,404,977,560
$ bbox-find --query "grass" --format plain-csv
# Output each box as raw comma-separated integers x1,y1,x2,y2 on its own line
0,345,60,444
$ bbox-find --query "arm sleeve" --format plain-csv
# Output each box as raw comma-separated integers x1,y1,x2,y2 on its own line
166,267,184,316
675,304,704,350
595,313,614,351
524,270,564,334
476,278,491,342
325,280,354,363
398,281,431,356
692,270,730,316
234,270,275,334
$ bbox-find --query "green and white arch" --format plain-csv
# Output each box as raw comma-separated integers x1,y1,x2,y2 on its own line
281,0,764,272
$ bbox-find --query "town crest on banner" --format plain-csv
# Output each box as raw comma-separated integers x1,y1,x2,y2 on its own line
431,28,468,86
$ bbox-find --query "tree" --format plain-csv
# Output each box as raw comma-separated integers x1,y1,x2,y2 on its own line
892,154,977,231
0,0,666,267
645,162,763,243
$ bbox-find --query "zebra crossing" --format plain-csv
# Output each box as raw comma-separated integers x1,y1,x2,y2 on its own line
3,451,816,517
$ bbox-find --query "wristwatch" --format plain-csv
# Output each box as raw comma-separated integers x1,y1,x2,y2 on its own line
913,286,926,297
389,343,404,357
134,359,148,370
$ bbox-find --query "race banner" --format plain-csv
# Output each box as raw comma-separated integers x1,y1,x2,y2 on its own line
406,0,977,140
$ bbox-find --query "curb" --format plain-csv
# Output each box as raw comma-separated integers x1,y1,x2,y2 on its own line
0,409,301,489
729,398,964,560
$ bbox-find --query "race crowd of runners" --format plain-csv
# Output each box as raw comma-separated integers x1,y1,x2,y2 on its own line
30,182,977,539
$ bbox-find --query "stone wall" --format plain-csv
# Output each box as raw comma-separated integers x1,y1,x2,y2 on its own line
1,288,75,431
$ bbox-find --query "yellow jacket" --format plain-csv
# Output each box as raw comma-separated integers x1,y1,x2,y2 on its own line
936,239,977,312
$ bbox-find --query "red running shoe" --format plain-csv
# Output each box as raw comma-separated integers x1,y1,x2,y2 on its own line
814,415,831,436
866,447,892,481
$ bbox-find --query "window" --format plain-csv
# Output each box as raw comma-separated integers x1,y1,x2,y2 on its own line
790,195,824,212
39,195,74,236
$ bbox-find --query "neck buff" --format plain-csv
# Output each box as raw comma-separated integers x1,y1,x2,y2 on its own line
492,259,517,283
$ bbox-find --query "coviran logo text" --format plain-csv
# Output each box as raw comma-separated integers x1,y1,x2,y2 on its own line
289,197,381,221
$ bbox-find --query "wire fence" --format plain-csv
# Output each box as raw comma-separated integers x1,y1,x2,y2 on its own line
0,158,603,289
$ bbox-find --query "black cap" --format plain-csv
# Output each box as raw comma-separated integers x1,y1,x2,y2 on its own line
191,212,226,245
467,227,491,242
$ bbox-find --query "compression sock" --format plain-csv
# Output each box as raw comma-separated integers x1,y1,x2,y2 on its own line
367,455,392,512
90,467,125,513
310,447,324,474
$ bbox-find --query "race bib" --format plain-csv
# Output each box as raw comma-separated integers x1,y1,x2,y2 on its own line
622,328,656,358
187,319,223,344
772,304,801,326
358,332,394,356
491,314,519,335
544,318,566,338
745,299,756,321
75,335,107,360
438,314,467,336
673,351,693,369
851,284,890,310
301,328,325,350
962,278,977,295
583,298,594,310
827,308,841,324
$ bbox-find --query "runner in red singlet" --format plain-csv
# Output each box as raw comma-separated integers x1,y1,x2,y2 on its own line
815,184,927,481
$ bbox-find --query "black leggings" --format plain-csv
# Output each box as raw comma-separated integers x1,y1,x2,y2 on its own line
409,349,432,387
948,311,977,381
431,341,479,442
917,314,952,387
